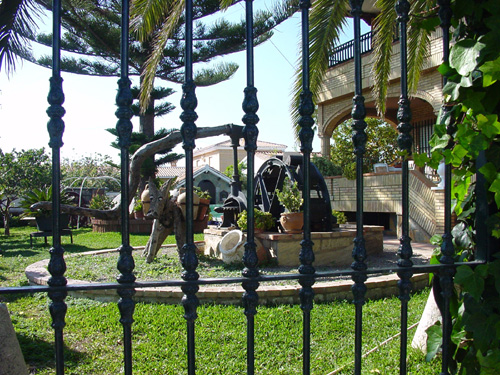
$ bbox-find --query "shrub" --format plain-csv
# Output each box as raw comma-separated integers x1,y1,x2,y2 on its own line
332,210,347,224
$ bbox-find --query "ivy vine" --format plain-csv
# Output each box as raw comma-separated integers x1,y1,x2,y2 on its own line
413,0,500,373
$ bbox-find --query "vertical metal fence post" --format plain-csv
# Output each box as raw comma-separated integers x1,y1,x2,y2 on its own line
298,1,315,374
115,0,136,373
437,1,454,373
349,1,368,374
180,1,200,374
241,0,260,373
47,1,67,372
395,1,413,373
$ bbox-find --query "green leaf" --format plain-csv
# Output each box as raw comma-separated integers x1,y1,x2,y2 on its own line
443,81,461,101
489,176,500,208
480,56,500,87
454,265,484,301
419,16,440,32
477,349,500,374
430,134,451,151
413,152,430,167
460,74,473,87
488,175,500,194
470,133,489,153
463,312,499,353
488,260,500,294
438,62,456,76
452,144,468,161
450,329,467,346
462,91,486,113
486,214,500,239
477,113,500,138
475,264,488,279
479,162,499,183
430,234,443,246
425,323,442,362
450,39,486,76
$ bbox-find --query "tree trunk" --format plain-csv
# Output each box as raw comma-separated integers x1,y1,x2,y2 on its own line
139,102,155,139
3,211,10,236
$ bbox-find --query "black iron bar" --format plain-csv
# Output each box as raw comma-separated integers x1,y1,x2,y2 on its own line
241,0,260,373
395,1,413,373
47,0,67,373
298,0,315,374
180,0,200,374
437,1,454,374
3,261,485,296
115,0,136,374
349,1,368,374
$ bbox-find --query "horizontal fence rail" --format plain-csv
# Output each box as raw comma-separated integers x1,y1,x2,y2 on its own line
0,0,493,375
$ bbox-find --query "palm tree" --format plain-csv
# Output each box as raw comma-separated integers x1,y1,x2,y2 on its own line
0,0,43,74
291,0,436,140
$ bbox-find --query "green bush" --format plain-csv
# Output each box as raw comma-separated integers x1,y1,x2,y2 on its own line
237,209,274,231
312,155,342,177
89,194,114,210
332,210,347,224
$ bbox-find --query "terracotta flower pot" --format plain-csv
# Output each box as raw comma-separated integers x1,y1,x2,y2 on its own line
196,198,211,221
279,212,303,234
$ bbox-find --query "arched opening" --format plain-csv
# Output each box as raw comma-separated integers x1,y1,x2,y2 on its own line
198,180,216,204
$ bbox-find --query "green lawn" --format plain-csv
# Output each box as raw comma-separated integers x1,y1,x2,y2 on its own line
1,227,441,374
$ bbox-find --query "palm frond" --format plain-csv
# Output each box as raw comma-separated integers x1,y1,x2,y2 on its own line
407,0,436,95
291,0,350,142
372,0,397,115
139,0,185,111
131,0,178,41
0,0,42,75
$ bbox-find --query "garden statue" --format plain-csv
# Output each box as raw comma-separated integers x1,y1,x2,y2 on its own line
141,178,186,263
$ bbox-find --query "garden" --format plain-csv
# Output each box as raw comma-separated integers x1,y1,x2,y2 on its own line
0,226,441,374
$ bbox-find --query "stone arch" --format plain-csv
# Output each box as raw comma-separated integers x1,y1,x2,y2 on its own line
318,90,438,158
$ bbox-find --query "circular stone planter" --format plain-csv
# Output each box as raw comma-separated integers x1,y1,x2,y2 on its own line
25,240,432,305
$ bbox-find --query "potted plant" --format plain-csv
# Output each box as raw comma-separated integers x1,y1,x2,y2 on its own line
133,199,144,219
237,208,274,233
20,186,72,232
275,177,304,233
194,187,211,221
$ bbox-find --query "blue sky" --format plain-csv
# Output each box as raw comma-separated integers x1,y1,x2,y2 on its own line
0,3,367,162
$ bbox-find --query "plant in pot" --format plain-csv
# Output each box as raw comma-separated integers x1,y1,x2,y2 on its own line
133,199,144,219
275,177,304,233
20,186,72,232
237,208,274,233
194,187,211,221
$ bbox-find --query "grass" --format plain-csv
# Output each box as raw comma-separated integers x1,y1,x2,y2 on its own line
1,227,441,374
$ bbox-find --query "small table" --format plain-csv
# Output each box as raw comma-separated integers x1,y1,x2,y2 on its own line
30,229,73,248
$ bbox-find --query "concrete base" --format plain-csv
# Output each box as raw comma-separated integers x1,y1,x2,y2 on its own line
0,304,28,375
204,225,384,267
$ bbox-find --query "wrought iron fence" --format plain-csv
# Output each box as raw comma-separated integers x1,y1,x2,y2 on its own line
0,0,492,375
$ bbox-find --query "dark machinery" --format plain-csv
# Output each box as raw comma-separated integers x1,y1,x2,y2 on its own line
254,155,335,232
214,124,335,231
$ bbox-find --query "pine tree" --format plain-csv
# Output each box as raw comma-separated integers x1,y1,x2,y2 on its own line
20,0,296,137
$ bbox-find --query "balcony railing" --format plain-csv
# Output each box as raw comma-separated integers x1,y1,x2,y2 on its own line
328,31,373,67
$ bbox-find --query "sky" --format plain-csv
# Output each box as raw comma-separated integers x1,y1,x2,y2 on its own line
0,2,366,163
